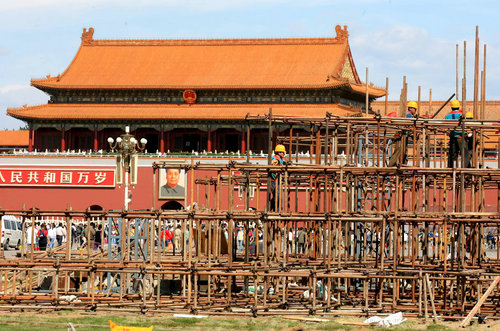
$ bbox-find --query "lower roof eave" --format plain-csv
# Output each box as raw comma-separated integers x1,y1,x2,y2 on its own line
7,103,363,122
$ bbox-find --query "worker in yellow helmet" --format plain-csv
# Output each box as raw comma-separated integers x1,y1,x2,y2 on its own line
269,144,286,211
406,101,418,118
388,101,417,167
445,100,471,167
450,99,461,109
273,144,286,160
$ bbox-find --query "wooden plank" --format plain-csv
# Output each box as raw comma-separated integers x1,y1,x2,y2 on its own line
425,274,438,323
281,316,329,323
459,276,500,328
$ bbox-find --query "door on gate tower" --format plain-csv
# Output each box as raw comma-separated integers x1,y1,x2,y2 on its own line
183,134,201,152
146,134,159,153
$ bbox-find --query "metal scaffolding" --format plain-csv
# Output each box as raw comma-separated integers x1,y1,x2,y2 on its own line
0,115,499,320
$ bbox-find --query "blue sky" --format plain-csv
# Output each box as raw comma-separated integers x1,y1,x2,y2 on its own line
1,0,499,129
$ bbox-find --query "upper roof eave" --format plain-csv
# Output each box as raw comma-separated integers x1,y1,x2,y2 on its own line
30,80,386,98
30,81,350,90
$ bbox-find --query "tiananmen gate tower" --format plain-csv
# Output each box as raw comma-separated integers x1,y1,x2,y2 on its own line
7,25,385,153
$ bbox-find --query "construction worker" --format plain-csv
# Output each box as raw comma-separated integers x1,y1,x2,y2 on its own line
388,101,417,167
269,144,286,211
446,100,472,168
405,101,418,118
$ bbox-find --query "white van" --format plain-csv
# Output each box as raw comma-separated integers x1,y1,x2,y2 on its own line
1,215,23,250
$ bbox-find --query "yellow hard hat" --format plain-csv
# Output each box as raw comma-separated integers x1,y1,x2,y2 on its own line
407,101,418,109
465,112,473,119
275,144,286,153
450,99,461,109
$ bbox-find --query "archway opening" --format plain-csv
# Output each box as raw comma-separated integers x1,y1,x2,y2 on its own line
88,205,104,211
160,201,184,210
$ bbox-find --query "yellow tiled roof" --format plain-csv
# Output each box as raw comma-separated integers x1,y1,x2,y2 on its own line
30,26,385,97
0,130,29,146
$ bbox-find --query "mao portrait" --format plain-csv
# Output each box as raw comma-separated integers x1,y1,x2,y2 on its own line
159,168,186,199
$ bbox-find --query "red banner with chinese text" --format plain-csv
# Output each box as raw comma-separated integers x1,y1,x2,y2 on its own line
0,168,115,187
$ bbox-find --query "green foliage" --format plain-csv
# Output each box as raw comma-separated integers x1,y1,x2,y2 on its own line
426,323,453,331
167,317,203,326
0,312,479,331
316,321,353,330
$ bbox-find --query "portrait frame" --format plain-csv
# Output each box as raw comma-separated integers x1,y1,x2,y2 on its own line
158,167,186,200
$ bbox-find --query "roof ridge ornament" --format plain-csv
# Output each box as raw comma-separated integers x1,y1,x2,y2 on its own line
335,25,348,41
81,27,94,45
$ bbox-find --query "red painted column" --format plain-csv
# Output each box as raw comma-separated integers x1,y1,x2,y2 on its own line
213,130,217,152
28,127,33,152
241,130,246,154
207,126,212,152
94,128,98,151
67,129,72,151
101,130,105,151
61,127,66,151
166,131,171,152
160,128,165,153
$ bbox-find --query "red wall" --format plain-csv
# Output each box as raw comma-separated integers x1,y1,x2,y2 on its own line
0,156,498,213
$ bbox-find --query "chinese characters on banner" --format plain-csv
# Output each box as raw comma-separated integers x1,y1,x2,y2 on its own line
0,169,115,187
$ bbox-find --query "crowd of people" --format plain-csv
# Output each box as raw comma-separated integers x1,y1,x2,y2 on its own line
25,222,68,251
16,219,500,258
23,222,104,251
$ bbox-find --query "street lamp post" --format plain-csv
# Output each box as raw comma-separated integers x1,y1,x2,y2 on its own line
107,126,147,211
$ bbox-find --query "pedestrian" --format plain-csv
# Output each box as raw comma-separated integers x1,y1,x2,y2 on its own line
56,223,64,246
35,222,40,249
237,227,244,252
75,224,83,247
48,223,56,249
71,223,78,247
160,226,166,249
25,222,34,252
165,226,173,250
367,229,372,253
166,226,173,244
258,226,263,253
388,101,417,167
297,227,307,254
84,223,96,250
248,228,256,255
37,224,48,251
174,224,182,254
94,224,102,250
62,224,67,244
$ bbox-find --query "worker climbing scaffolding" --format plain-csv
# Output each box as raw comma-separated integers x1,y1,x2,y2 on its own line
269,144,286,211
388,101,417,167
446,100,473,168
